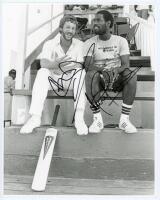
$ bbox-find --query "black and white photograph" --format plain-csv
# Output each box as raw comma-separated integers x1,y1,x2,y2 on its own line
1,2,159,197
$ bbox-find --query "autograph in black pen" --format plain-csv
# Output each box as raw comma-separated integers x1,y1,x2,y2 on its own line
47,42,141,118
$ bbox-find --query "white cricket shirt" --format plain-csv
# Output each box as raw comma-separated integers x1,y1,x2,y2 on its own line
40,33,84,64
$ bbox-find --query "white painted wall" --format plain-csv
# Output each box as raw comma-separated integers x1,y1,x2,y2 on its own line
26,4,64,57
2,3,64,89
2,4,27,78
26,4,52,57
2,4,28,89
25,4,64,89
51,4,64,31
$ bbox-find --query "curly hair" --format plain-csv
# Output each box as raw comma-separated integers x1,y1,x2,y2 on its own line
9,69,16,75
59,14,78,32
97,10,114,28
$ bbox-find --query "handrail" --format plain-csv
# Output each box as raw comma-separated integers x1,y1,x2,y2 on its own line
24,11,64,72
127,13,155,70
125,13,154,29
28,12,63,36
24,28,59,72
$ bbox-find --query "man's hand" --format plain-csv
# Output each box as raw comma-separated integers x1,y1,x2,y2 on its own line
110,67,120,82
54,55,72,69
101,67,120,90
41,55,72,70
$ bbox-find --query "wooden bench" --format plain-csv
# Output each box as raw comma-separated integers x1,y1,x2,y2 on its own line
13,66,155,123
11,68,155,126
12,89,154,101
12,88,154,126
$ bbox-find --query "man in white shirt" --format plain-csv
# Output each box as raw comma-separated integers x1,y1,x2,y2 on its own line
4,69,16,93
136,5,149,20
84,10,137,134
20,15,88,135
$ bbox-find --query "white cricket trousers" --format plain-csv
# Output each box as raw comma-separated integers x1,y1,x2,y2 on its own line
29,68,86,121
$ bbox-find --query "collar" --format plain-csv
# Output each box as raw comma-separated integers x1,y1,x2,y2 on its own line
55,33,76,47
98,34,112,42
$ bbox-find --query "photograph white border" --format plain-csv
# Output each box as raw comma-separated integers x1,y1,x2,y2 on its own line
1,0,160,199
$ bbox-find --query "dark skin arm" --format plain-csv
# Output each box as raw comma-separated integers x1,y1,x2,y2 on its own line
84,56,100,72
84,54,130,74
110,54,130,80
117,54,130,73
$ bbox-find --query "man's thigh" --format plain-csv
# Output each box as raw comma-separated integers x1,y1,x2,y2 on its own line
48,71,64,91
62,68,85,90
48,70,79,91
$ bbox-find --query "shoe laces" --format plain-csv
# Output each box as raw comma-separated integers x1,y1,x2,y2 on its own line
120,119,133,129
121,122,128,129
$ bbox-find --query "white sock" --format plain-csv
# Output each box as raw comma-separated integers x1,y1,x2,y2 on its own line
120,103,133,121
93,112,102,119
120,114,129,121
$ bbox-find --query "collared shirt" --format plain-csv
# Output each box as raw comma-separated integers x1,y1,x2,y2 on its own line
83,34,130,69
4,76,15,92
40,34,84,64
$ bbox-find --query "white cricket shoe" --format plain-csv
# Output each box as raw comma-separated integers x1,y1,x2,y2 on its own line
89,112,104,133
119,118,137,133
20,115,41,134
75,121,88,135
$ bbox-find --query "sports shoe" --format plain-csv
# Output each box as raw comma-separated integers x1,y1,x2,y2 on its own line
20,115,41,134
75,121,88,135
89,112,104,133
119,118,137,133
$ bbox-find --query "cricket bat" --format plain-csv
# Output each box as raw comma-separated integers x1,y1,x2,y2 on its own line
31,128,57,191
31,105,60,191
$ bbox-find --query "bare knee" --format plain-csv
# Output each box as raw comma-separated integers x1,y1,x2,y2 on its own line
122,68,137,86
85,70,100,81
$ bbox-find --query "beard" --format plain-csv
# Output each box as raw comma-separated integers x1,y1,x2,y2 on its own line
93,25,107,35
62,32,74,41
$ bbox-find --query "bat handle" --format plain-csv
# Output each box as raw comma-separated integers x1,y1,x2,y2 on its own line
51,104,60,126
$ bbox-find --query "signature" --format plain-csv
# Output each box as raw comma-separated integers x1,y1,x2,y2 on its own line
87,65,142,116
47,42,141,118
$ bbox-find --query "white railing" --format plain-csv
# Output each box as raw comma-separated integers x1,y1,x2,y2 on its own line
27,12,63,36
24,7,64,89
126,13,155,70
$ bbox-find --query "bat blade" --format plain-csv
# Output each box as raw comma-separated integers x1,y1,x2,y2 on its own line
31,128,57,191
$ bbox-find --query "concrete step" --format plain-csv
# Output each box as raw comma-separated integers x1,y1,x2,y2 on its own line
5,155,154,180
130,50,141,56
31,56,151,71
4,175,154,195
4,127,154,194
130,56,150,68
11,77,154,128
4,127,154,159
